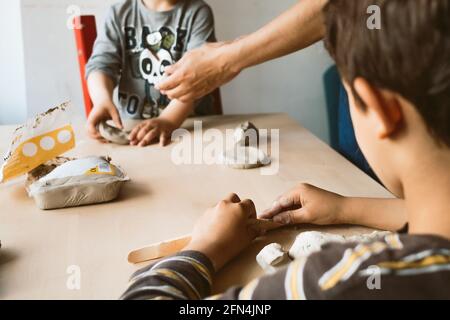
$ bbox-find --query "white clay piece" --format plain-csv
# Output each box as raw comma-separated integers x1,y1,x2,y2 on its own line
289,231,346,259
345,231,392,243
256,243,290,273
288,230,393,259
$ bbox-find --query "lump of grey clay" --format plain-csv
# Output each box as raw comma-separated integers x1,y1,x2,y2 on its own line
345,231,392,243
256,243,290,274
289,231,346,259
219,146,271,169
99,119,143,145
288,231,393,259
234,121,259,147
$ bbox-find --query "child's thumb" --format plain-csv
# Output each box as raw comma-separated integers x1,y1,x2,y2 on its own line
272,208,308,226
110,108,123,130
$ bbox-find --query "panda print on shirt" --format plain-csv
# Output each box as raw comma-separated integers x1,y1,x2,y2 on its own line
120,25,187,119
139,28,177,118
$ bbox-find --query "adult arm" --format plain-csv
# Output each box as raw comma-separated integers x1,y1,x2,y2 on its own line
157,0,328,102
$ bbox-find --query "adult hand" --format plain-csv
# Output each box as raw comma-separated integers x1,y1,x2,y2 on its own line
259,183,345,226
86,102,123,141
184,194,262,271
157,42,241,102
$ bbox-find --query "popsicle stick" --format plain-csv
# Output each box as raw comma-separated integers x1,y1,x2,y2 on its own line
127,219,283,264
128,235,192,264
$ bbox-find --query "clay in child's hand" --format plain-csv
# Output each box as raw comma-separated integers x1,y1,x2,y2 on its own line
99,119,143,145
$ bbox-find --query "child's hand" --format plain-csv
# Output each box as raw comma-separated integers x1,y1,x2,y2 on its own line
87,102,123,141
259,184,345,226
129,118,176,147
184,194,262,271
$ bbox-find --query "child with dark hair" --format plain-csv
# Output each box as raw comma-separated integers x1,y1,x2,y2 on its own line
121,0,450,299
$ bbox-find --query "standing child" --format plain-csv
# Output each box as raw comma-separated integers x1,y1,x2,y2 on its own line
86,0,215,146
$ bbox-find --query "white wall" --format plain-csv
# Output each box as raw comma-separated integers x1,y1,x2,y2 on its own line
4,0,333,142
20,0,117,119
0,1,27,124
210,0,333,142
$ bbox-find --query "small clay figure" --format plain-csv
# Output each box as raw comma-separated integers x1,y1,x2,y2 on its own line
234,121,259,147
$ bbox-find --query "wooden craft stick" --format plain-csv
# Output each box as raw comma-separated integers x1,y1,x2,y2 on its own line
128,235,192,264
127,219,283,264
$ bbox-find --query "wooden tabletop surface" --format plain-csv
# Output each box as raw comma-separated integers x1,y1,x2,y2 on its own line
0,113,392,299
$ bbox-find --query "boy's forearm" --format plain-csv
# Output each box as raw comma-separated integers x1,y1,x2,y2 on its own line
159,99,195,128
339,198,407,231
227,0,327,73
87,71,116,107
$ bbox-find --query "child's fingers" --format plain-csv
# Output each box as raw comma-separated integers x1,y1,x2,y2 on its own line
225,193,241,203
136,123,155,141
259,197,284,219
129,123,144,142
139,128,159,147
110,107,123,130
87,122,103,140
129,122,147,141
160,132,171,147
240,199,257,218
247,225,265,239
272,208,308,226
259,192,299,219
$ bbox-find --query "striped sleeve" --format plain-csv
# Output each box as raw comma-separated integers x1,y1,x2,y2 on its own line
121,234,450,300
120,251,214,300
119,251,324,300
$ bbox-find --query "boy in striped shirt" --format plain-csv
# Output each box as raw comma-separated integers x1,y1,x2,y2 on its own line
121,0,450,300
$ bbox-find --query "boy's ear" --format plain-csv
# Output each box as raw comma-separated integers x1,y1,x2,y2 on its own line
353,77,403,139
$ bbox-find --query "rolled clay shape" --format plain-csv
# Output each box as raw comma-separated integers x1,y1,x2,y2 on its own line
234,121,259,147
99,121,130,145
256,243,288,273
345,231,392,243
219,146,271,170
99,119,143,145
289,231,346,259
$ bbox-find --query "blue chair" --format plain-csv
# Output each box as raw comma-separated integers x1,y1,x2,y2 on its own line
323,66,378,181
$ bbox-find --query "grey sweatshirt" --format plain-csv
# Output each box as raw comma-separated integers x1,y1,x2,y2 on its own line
86,0,216,119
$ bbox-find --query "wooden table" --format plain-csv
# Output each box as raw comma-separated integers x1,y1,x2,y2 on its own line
0,113,392,299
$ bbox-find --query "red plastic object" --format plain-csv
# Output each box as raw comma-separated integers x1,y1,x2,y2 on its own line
73,16,97,117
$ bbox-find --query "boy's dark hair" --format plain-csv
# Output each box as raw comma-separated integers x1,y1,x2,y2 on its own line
324,0,450,147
